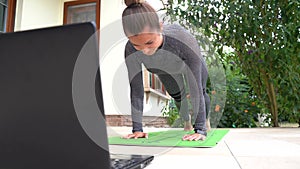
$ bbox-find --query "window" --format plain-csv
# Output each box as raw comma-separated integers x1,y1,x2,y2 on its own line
0,0,8,32
63,0,100,30
149,72,165,93
144,70,169,103
141,65,170,103
0,0,15,32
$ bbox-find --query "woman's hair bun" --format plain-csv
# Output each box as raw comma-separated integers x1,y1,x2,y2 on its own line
124,0,145,7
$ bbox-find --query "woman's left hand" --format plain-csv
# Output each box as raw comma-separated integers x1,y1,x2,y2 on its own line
182,133,206,141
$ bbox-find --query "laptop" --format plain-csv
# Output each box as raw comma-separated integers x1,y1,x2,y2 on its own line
0,22,153,169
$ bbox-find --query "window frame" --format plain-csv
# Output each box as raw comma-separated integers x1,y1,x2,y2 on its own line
143,69,169,103
0,0,16,32
63,0,100,30
149,72,165,93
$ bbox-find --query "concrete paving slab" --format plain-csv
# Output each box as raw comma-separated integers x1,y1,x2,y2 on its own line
145,155,241,169
236,157,300,169
224,128,300,169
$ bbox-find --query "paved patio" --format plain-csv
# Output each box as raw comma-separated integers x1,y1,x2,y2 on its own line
107,127,300,169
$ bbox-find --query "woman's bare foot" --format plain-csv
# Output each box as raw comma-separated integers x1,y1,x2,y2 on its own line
184,115,193,131
206,118,211,131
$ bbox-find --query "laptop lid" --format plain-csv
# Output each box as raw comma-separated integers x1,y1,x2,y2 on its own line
0,22,111,169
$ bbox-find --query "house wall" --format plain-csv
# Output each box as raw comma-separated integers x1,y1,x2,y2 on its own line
13,0,168,119
15,0,63,31
98,1,128,116
144,93,168,117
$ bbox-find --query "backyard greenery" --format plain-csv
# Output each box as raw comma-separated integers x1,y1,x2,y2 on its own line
161,0,300,127
217,53,261,128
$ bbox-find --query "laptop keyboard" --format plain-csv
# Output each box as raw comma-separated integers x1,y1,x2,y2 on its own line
111,158,139,169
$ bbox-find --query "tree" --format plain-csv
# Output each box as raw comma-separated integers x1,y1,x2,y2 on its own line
162,0,300,126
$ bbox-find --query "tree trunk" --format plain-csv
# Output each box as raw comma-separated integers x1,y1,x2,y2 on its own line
262,71,279,127
269,82,279,127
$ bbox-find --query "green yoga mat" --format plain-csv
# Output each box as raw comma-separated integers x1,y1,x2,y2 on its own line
109,129,229,148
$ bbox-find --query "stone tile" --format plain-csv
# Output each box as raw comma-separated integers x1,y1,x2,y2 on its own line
225,128,300,157
145,155,241,169
236,157,300,169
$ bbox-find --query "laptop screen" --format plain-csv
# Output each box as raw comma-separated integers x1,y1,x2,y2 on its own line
0,23,111,169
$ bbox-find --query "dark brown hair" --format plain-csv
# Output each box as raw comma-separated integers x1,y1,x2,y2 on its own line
122,0,160,36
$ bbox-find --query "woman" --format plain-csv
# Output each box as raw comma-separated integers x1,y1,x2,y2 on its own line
122,0,210,141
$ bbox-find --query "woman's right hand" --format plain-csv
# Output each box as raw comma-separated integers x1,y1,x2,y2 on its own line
122,131,148,139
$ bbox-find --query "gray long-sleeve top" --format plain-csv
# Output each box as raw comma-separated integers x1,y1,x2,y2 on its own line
124,24,209,133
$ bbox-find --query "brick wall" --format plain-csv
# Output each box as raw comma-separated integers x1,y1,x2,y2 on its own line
105,115,170,128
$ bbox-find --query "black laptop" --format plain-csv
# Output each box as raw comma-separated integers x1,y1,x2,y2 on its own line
0,22,153,169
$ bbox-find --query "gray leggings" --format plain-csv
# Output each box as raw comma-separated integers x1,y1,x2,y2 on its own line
157,73,210,126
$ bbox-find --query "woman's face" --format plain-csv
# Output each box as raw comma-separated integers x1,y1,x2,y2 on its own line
128,27,163,56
